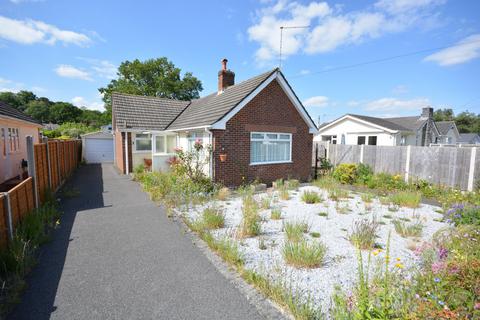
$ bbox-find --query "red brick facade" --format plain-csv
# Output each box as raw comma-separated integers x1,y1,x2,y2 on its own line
114,130,132,174
212,79,313,186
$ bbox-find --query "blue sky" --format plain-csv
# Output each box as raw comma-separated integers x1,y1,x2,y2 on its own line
0,0,479,123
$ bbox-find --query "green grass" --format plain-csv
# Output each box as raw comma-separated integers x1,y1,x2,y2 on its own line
61,186,80,198
261,196,271,209
283,221,310,242
328,188,349,201
201,207,225,229
383,214,393,219
240,194,261,237
201,232,244,268
388,191,421,208
271,207,282,220
283,239,327,268
393,219,423,237
349,218,380,249
310,232,321,238
301,191,322,204
360,193,374,203
278,185,290,200
313,176,338,191
216,187,230,201
318,212,328,217
286,179,300,190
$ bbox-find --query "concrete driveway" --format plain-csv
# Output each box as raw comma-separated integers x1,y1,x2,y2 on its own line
8,164,269,320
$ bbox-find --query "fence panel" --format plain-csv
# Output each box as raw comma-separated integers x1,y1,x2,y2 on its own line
0,194,7,249
8,178,34,228
48,141,59,191
329,144,361,165
34,143,49,203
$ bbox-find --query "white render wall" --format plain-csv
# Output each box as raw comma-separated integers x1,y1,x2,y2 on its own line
314,118,397,146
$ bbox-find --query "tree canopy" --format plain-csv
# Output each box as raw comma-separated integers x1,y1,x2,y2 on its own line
98,57,203,114
434,108,480,133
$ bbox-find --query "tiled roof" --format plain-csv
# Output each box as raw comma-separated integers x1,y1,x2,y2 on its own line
112,93,189,131
0,101,41,125
458,133,480,143
348,114,415,131
167,69,276,130
435,121,455,135
111,69,277,132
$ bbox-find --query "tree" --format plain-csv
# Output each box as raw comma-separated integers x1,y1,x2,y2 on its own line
50,102,82,123
16,90,37,110
455,111,480,133
98,57,203,113
79,108,110,127
433,108,454,121
24,100,52,123
0,92,21,109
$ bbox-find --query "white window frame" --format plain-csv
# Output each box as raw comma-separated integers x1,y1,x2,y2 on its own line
250,131,292,166
153,134,177,155
133,133,152,153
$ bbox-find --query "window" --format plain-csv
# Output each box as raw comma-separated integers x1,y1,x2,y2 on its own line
368,136,377,145
1,128,5,156
187,133,202,151
7,128,19,152
15,128,19,150
357,136,366,145
154,135,176,154
134,133,152,151
400,136,406,146
331,135,337,144
250,132,291,164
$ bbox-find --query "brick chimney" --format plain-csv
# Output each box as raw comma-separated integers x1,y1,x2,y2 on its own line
218,58,235,94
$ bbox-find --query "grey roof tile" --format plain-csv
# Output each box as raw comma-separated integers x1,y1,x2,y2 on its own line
0,101,41,125
435,121,455,135
348,114,416,131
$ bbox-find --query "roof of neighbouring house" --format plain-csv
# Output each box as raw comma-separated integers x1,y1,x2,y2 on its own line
112,68,317,132
0,101,41,125
458,133,480,143
435,121,456,135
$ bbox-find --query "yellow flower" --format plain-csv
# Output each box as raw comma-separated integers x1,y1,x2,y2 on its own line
373,250,380,256
55,220,60,225
396,257,401,261
395,263,404,269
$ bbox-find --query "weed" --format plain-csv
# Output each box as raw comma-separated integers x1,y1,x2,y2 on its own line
261,196,271,209
349,218,380,249
202,232,244,268
318,212,328,217
335,202,351,214
201,207,225,229
283,239,327,268
392,219,423,237
301,191,322,204
61,186,80,198
361,193,374,203
239,194,261,237
310,232,321,238
387,204,399,212
216,187,230,201
383,214,392,219
283,221,309,242
258,237,267,250
271,207,282,220
388,191,421,208
278,186,290,200
328,188,349,201
286,179,300,190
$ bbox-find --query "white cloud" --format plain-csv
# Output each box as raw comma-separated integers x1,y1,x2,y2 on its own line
0,77,23,92
0,15,91,46
303,95,329,107
248,0,445,62
71,96,104,111
365,97,430,112
424,34,480,66
55,65,92,81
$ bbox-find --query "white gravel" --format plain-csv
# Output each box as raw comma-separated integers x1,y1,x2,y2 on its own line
181,185,447,315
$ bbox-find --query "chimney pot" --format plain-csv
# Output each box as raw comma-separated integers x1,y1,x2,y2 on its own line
221,58,228,71
218,58,235,93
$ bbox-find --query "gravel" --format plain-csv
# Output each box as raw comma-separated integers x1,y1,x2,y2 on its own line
182,185,447,316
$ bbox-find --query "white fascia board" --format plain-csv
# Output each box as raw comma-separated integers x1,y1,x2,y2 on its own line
318,115,398,134
163,125,211,132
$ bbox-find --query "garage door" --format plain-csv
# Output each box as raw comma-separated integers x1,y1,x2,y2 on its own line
84,138,114,163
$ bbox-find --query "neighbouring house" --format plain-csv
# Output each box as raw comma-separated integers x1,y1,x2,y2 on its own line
315,107,448,146
81,131,114,164
457,133,480,145
112,59,318,186
434,121,460,144
0,101,42,188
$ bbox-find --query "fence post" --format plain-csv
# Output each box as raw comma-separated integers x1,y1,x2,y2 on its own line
26,136,39,208
360,144,364,164
404,145,411,183
467,147,477,192
43,137,52,190
2,193,13,240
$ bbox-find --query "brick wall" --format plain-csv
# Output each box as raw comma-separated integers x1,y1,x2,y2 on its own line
212,79,313,186
114,130,132,174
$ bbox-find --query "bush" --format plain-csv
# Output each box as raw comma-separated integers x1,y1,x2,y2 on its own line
301,191,322,204
356,163,373,184
332,163,358,184
349,218,379,249
283,239,327,268
444,204,480,226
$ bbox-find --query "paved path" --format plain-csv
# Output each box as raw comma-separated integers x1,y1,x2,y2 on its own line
9,164,265,320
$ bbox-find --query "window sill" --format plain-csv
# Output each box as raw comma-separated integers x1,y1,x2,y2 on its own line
250,161,293,166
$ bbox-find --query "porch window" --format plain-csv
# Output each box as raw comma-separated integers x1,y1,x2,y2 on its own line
154,135,176,154
134,133,152,152
250,132,291,165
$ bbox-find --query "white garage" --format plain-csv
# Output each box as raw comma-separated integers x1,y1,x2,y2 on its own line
81,131,114,163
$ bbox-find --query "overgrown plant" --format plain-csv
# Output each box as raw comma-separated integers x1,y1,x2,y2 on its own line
392,219,423,238
284,221,310,242
239,194,261,237
171,140,212,183
301,191,322,204
283,239,327,268
271,207,282,220
388,191,421,208
349,218,380,249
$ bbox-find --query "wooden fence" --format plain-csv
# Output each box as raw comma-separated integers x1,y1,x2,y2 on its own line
0,138,81,249
313,141,479,191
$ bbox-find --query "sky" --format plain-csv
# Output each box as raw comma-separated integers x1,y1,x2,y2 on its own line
0,0,479,124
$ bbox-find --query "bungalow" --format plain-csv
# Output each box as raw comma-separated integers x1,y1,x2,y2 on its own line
457,133,480,145
0,101,42,188
435,121,460,144
315,108,446,146
112,59,318,186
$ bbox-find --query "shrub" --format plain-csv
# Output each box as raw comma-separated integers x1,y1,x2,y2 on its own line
172,141,212,183
349,218,379,249
332,163,358,184
301,191,322,204
271,207,282,220
444,204,480,226
216,187,230,201
389,191,421,208
201,207,225,229
392,219,423,237
356,163,373,184
239,194,261,237
283,221,309,242
283,239,327,268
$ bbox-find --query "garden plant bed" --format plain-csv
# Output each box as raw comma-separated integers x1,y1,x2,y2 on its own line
179,184,448,316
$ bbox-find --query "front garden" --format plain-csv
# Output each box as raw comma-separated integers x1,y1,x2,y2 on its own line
134,144,480,319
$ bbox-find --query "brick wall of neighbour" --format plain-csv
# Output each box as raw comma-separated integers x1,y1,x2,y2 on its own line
114,130,125,173
212,79,313,186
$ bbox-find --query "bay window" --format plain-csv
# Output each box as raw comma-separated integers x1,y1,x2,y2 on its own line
250,132,291,165
134,133,152,152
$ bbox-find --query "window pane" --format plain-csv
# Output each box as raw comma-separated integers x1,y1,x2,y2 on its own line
155,136,165,153
357,136,366,145
136,139,151,151
252,133,264,139
266,133,277,139
136,134,150,139
368,136,377,145
166,136,176,153
279,134,290,140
